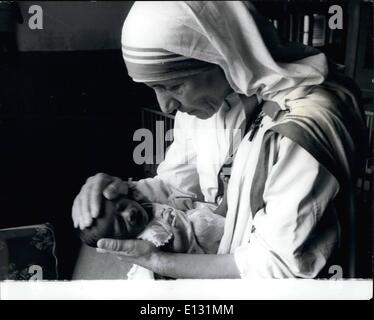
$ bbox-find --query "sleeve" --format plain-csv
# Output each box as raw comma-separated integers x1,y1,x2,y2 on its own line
134,111,204,204
234,137,340,278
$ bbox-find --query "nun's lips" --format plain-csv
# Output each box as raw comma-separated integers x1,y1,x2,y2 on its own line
187,109,214,119
186,110,198,115
185,108,206,116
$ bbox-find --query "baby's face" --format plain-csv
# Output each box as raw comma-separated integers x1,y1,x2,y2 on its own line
111,198,150,238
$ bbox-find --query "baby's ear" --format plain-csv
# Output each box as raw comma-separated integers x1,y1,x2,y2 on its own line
79,227,100,248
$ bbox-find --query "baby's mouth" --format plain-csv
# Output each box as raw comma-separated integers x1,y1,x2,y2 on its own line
115,214,127,238
140,207,150,226
134,210,145,227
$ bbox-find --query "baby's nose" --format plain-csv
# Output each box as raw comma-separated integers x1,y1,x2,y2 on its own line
122,209,136,224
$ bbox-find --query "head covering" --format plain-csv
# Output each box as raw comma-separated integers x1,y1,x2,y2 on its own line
122,46,215,82
121,1,328,106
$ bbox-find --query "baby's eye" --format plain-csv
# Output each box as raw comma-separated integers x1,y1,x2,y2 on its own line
115,202,126,212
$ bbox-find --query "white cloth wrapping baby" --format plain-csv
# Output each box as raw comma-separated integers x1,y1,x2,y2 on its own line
127,202,225,279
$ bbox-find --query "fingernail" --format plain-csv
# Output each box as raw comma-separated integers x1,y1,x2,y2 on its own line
96,239,104,248
96,248,106,253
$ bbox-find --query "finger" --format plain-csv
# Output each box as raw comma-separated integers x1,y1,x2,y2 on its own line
103,178,128,200
97,238,125,252
97,238,136,254
90,173,112,218
103,178,126,200
95,249,125,262
71,196,80,229
77,197,85,230
78,190,92,230
80,184,94,228
96,248,109,254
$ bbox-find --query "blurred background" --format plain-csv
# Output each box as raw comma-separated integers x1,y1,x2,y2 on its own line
0,1,372,279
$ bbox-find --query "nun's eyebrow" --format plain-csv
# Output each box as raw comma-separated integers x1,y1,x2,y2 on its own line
146,79,182,89
150,83,167,89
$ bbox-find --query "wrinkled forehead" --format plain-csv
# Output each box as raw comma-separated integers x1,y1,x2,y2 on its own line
122,48,214,83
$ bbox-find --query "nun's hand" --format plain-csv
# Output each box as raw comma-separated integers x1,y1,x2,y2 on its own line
96,238,159,268
72,173,129,230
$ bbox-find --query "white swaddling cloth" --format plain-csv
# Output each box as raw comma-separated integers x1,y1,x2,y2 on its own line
127,202,225,279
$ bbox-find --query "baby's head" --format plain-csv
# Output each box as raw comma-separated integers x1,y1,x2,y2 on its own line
79,196,152,247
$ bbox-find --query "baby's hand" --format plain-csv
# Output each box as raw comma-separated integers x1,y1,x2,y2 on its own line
160,207,174,225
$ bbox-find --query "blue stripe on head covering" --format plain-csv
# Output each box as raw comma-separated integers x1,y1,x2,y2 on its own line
123,47,215,82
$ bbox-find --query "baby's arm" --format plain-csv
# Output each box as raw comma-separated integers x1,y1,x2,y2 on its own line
158,205,225,254
137,204,206,254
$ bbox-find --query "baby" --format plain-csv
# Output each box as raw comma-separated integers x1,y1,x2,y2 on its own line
78,196,225,255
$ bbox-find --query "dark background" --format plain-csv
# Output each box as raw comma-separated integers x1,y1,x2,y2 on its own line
0,1,158,279
0,49,157,278
0,1,372,279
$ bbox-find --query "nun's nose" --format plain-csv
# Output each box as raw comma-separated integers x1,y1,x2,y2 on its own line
156,91,181,113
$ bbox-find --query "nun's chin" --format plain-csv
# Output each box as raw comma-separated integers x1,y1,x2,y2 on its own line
203,104,220,118
189,109,215,119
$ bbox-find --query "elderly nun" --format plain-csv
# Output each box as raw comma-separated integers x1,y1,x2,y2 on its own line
72,1,366,279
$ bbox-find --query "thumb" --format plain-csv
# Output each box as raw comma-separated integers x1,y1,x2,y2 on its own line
97,238,128,252
97,238,142,256
103,179,128,200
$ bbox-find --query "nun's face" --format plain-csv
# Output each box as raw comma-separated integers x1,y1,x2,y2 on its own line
145,66,232,119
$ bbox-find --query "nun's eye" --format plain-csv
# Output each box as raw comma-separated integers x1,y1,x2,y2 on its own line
169,84,183,93
169,84,179,90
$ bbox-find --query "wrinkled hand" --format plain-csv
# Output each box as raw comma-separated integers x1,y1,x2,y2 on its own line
72,173,129,230
97,238,160,267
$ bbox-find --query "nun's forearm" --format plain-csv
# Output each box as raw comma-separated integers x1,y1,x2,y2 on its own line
150,252,241,279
